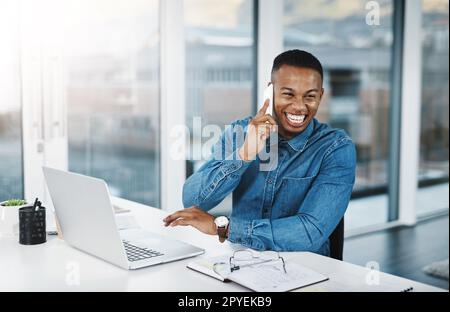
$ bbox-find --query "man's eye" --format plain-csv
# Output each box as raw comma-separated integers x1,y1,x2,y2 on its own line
283,93,293,97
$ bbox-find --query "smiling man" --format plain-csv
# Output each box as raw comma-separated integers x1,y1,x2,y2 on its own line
163,50,356,256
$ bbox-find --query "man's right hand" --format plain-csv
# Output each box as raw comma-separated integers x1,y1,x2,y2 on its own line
238,100,277,162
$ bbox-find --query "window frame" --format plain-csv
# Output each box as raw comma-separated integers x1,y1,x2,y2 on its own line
160,0,186,212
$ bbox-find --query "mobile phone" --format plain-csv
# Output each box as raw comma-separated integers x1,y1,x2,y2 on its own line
263,83,274,116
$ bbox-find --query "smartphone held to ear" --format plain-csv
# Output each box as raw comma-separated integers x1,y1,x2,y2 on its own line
263,83,274,116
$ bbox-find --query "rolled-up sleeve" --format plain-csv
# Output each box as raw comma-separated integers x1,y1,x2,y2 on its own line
182,119,252,211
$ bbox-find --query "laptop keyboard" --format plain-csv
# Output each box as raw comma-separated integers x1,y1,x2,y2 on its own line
122,240,164,262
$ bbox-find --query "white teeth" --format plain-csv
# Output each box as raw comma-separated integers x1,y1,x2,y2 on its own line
286,113,306,123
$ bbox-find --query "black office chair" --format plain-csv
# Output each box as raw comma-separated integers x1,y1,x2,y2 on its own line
329,218,344,261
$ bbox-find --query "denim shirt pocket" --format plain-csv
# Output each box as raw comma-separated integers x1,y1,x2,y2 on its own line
277,175,316,218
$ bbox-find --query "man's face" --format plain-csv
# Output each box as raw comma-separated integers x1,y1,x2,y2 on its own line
272,65,324,140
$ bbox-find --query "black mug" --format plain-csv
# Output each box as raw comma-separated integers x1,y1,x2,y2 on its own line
19,206,46,245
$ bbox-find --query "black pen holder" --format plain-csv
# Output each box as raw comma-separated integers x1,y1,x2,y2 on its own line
19,206,46,245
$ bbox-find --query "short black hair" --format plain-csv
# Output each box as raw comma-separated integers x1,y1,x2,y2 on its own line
271,49,323,81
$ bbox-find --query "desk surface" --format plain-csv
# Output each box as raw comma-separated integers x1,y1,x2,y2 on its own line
0,198,445,292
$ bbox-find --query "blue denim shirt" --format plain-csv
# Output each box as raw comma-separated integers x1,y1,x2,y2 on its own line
183,117,356,256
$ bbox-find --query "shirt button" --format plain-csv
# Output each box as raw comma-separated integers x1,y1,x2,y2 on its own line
267,179,273,184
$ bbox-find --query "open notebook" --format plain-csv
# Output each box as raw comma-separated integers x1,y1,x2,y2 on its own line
187,253,328,292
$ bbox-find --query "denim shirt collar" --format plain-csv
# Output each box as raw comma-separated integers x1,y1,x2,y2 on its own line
279,118,316,152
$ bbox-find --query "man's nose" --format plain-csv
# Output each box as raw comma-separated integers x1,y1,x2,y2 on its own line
290,98,307,111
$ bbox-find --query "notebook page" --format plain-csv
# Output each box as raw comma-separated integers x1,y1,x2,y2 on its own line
229,261,328,292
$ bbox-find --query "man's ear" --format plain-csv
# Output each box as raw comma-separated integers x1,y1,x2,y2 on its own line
317,88,325,108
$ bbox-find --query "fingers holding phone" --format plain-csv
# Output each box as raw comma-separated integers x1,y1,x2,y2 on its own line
263,83,274,116
239,85,278,162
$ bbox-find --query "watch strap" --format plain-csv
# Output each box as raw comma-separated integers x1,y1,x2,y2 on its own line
217,225,228,243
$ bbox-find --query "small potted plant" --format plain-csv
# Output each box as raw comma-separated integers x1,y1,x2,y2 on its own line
0,199,28,237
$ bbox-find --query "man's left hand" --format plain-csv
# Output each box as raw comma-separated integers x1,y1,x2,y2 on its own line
163,206,217,235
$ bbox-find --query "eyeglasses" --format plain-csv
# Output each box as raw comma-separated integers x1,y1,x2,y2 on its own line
213,250,286,278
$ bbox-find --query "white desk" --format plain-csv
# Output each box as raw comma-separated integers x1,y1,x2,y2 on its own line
0,199,446,292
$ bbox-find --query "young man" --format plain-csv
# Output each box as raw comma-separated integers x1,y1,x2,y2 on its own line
163,50,356,256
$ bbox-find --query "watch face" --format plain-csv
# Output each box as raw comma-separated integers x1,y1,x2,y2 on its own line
214,216,229,227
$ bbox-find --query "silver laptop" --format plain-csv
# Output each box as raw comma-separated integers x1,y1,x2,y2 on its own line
43,166,204,270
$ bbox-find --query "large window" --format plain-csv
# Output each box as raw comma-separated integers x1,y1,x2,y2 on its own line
417,0,449,215
283,0,395,230
64,0,161,207
184,0,255,176
2,0,446,225
0,1,23,201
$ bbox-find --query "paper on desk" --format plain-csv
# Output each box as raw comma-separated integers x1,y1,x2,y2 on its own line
228,261,328,292
115,212,140,230
188,251,328,292
300,271,415,292
187,255,228,282
113,205,131,214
